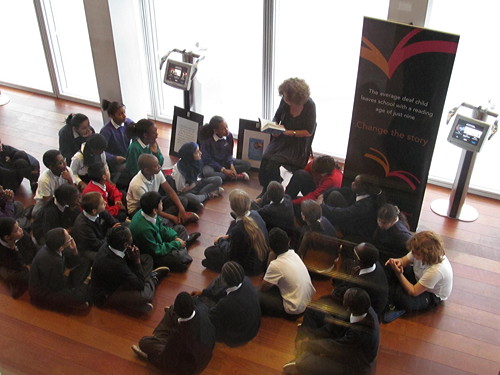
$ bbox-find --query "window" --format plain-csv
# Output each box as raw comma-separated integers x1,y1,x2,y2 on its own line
150,0,263,133
0,0,52,92
426,0,500,195
274,0,390,158
41,0,99,102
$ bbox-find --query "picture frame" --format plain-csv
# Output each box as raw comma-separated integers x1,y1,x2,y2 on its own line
169,106,204,157
237,118,271,169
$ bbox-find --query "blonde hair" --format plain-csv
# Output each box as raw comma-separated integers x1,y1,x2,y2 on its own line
229,189,250,217
229,189,269,261
278,78,310,105
406,231,445,265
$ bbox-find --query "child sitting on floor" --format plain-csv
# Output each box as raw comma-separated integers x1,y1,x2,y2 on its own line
171,142,224,211
33,149,75,218
0,137,40,193
126,119,164,178
83,162,127,221
72,192,119,262
71,133,110,191
199,116,250,182
100,99,134,186
252,181,295,236
202,189,269,275
129,192,195,272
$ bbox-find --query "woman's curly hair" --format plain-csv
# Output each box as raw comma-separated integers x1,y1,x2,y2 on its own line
278,78,310,105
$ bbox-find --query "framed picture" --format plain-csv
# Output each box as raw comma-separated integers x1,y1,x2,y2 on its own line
169,106,204,157
237,118,271,169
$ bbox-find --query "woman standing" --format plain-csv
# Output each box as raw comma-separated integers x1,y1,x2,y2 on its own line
259,78,316,194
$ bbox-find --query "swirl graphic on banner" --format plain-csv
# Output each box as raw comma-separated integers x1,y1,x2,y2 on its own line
361,29,458,78
364,147,421,190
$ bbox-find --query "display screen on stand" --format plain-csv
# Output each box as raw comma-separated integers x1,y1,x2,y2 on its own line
447,114,490,152
164,59,193,91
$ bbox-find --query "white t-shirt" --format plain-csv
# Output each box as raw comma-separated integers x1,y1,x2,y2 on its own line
70,146,109,185
264,250,316,314
406,252,453,300
34,168,74,201
126,171,166,214
171,163,188,192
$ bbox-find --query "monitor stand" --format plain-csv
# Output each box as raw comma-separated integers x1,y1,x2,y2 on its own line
431,148,478,221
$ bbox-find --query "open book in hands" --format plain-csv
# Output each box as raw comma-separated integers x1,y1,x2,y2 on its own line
259,118,286,135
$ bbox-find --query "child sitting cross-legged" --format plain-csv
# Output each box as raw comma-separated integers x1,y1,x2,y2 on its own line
72,192,119,262
82,162,127,222
130,191,196,273
70,133,110,191
171,142,224,212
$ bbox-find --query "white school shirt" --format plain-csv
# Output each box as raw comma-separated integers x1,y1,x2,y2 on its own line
264,249,316,314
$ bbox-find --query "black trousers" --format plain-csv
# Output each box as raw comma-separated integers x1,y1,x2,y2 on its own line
389,266,441,312
31,256,91,312
105,254,156,313
139,305,177,368
285,169,316,200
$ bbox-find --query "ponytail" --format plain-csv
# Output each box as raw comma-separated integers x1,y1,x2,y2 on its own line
65,113,88,129
127,119,153,140
101,99,125,117
125,121,136,139
241,216,269,262
199,115,225,141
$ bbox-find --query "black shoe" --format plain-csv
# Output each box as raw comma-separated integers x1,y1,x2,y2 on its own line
10,283,28,299
73,301,91,311
151,266,170,283
186,232,201,248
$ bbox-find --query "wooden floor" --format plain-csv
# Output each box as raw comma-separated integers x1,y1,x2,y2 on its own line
0,86,499,375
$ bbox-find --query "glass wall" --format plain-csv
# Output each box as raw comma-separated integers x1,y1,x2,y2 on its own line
2,0,499,195
426,0,500,195
41,0,99,101
0,0,52,92
151,0,263,132
274,0,390,158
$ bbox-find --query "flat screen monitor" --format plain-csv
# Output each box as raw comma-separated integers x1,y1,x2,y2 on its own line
447,114,490,153
163,59,193,91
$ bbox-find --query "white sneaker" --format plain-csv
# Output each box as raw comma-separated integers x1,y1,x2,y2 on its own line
132,344,148,360
282,361,298,375
208,187,224,199
237,172,250,181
